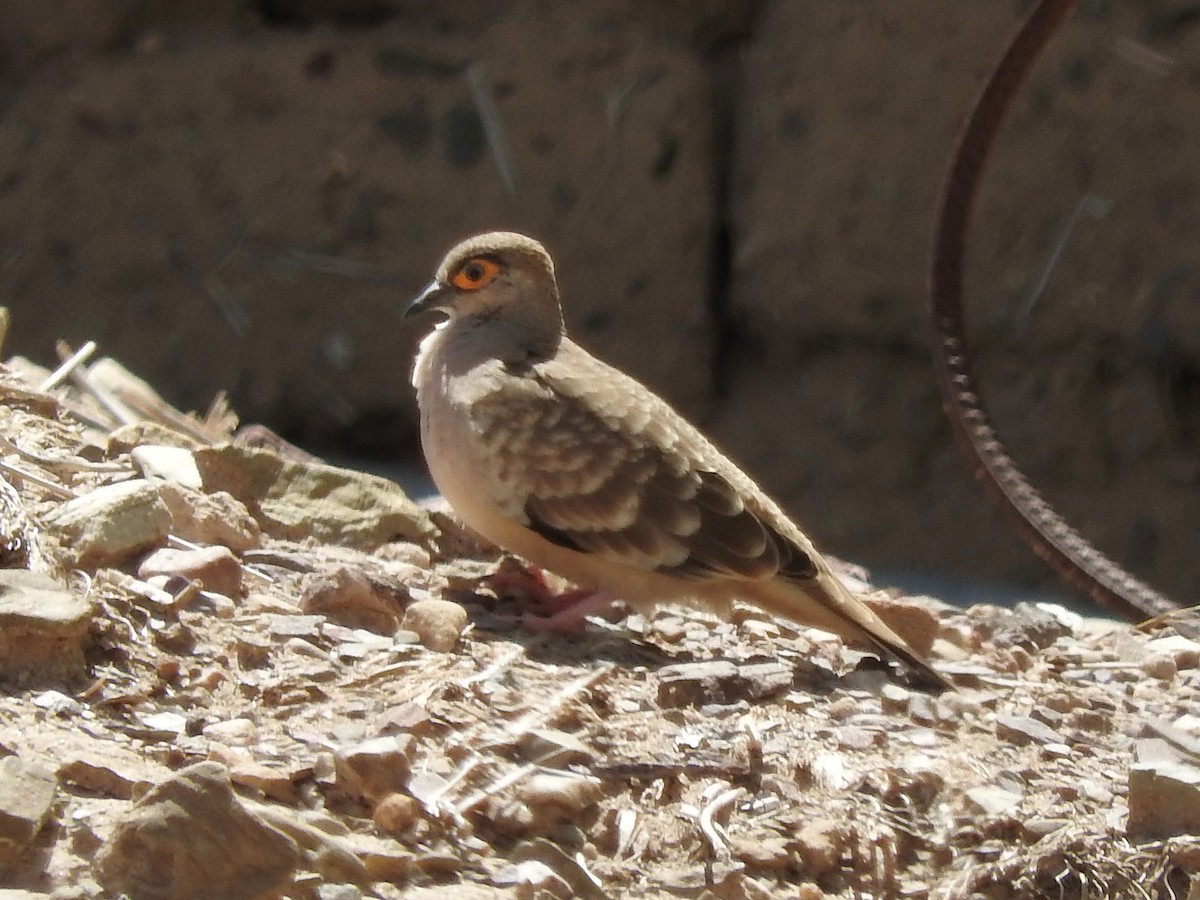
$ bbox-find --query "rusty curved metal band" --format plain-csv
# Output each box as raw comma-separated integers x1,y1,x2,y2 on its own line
930,0,1178,620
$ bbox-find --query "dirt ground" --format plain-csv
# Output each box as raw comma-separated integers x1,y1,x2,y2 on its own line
1,324,1199,899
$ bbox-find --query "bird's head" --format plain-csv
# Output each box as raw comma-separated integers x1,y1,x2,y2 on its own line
406,232,563,340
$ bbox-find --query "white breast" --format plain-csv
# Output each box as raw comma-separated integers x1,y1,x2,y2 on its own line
410,324,530,543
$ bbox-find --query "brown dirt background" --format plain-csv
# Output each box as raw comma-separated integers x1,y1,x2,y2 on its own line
1,0,1196,604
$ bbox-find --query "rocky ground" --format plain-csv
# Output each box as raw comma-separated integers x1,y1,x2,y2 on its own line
1,318,1200,899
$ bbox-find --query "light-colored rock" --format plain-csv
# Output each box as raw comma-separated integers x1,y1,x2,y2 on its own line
131,444,203,489
251,804,369,885
995,714,1067,747
201,717,258,745
732,833,792,870
137,710,188,736
861,593,939,657
792,818,845,879
157,483,263,552
1147,635,1200,671
31,689,81,715
516,728,595,767
1022,818,1069,842
228,760,296,803
43,478,171,568
94,762,303,900
265,614,325,639
301,566,402,634
397,887,509,900
138,542,243,600
657,658,792,707
57,756,149,801
351,843,414,885
880,685,910,717
316,885,362,900
515,772,601,816
139,545,243,598
0,570,92,682
372,792,420,837
193,444,435,550
657,660,739,708
333,735,414,803
0,756,57,860
965,785,1023,816
1128,758,1200,842
1142,653,1178,683
400,598,468,653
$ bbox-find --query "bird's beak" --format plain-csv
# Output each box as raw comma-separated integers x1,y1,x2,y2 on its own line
405,281,447,319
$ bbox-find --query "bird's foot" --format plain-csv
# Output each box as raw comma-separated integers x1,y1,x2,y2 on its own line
520,589,617,633
487,560,615,632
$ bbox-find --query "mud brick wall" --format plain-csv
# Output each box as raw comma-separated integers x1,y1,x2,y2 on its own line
1,1,1196,604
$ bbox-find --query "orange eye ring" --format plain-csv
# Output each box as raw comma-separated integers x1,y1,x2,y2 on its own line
451,257,502,291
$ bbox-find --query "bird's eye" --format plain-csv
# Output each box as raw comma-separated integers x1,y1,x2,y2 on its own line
451,257,501,291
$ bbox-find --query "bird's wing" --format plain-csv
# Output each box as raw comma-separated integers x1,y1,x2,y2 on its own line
466,344,951,690
468,346,816,584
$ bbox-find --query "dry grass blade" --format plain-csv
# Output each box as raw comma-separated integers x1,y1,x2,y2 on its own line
0,431,127,473
56,342,140,428
698,785,742,859
0,459,75,499
466,61,517,195
452,760,536,816
40,340,97,392
502,664,614,741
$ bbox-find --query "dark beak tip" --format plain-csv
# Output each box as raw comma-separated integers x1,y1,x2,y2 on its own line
404,281,443,320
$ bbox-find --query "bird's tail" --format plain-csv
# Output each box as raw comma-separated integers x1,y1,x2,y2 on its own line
752,573,952,691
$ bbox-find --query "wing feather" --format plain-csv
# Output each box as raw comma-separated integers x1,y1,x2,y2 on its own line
472,353,819,584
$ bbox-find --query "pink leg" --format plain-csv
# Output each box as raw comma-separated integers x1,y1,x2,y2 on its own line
486,562,616,632
520,589,617,633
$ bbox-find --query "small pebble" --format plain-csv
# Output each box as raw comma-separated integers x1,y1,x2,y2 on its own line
229,760,296,802
907,693,936,725
792,818,844,879
651,617,687,643
995,714,1067,746
516,771,601,814
334,735,415,802
1041,742,1072,760
1148,635,1200,670
1142,653,1177,682
880,684,909,714
825,695,860,721
373,792,420,836
965,785,1022,816
401,598,468,652
1023,817,1069,841
138,545,243,598
316,885,363,900
202,718,258,745
740,618,780,641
